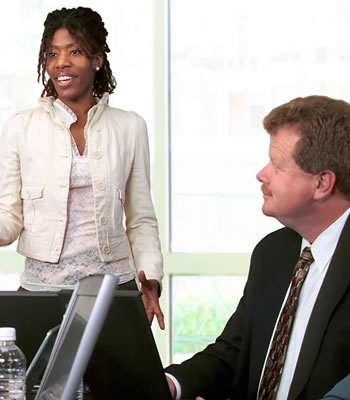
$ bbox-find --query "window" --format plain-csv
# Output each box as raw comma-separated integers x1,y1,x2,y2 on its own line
167,0,350,363
170,0,350,253
3,0,350,365
171,275,246,363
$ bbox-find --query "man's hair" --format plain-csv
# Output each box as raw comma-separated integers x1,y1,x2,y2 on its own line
38,7,117,98
263,95,350,198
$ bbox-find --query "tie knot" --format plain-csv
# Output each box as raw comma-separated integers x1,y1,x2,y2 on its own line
300,247,314,264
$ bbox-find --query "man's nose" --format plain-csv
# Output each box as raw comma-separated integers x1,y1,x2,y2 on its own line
256,162,270,183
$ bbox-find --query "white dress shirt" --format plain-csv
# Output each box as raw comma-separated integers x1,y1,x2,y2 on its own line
258,208,350,399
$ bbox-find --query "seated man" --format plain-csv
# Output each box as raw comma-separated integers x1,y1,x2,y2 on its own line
165,95,350,400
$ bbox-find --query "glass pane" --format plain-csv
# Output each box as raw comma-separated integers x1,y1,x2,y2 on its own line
171,275,247,363
170,0,350,252
0,272,21,290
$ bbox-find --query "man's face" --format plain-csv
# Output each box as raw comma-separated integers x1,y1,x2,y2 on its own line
256,126,317,228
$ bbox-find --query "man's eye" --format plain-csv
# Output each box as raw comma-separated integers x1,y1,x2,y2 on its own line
48,52,57,58
71,49,81,55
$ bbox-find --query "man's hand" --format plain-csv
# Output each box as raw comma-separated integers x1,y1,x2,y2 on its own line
166,374,206,400
166,375,177,399
138,270,165,330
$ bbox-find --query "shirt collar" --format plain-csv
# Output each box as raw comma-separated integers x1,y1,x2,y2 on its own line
39,92,109,128
53,97,103,129
53,99,77,129
301,208,350,271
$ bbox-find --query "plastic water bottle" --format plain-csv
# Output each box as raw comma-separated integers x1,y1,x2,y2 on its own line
75,378,83,400
0,327,26,400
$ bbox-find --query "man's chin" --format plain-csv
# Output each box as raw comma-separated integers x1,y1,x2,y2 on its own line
261,205,275,218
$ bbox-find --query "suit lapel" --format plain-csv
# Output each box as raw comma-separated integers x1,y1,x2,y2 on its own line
288,215,350,399
248,228,302,396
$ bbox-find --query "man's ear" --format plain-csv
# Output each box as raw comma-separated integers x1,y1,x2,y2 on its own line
314,170,336,200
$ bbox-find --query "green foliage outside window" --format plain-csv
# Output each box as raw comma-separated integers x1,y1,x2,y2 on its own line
172,276,246,357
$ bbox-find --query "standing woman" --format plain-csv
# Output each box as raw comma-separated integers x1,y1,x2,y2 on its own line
0,7,164,328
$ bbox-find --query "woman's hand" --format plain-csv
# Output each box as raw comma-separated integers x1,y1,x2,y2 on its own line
138,270,165,329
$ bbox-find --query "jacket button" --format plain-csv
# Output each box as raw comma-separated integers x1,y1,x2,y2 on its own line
93,151,102,160
100,216,107,225
103,245,111,254
96,182,105,191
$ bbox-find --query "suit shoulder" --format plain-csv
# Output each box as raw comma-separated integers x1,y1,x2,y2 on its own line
257,226,299,245
253,227,301,257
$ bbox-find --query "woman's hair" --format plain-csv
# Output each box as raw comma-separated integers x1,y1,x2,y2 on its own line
263,95,350,199
38,7,116,98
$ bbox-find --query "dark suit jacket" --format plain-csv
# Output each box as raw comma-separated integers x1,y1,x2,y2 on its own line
323,372,350,399
165,217,350,399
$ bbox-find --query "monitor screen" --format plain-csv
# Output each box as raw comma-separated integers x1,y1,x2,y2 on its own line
35,274,118,400
84,292,172,399
0,291,71,365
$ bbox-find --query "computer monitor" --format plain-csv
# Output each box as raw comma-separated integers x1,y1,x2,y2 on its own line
22,280,172,399
83,290,172,399
34,274,118,400
0,290,71,365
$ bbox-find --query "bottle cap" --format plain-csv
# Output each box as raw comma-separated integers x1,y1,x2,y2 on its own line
0,328,16,340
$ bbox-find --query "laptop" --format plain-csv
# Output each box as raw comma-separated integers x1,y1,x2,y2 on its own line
24,277,172,399
34,274,118,400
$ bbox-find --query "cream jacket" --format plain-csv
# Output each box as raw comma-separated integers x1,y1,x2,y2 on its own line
0,94,163,283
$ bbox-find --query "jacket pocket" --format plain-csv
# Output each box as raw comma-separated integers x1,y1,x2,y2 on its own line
117,189,126,225
117,189,125,205
20,185,44,226
108,234,131,261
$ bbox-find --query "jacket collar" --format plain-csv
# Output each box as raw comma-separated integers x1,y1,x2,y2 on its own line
38,92,109,127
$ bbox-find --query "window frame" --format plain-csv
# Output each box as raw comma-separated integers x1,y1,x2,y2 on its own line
152,0,250,365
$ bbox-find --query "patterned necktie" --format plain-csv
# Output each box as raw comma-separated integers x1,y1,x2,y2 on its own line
258,247,314,400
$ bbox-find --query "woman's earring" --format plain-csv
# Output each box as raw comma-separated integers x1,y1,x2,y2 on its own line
96,66,100,71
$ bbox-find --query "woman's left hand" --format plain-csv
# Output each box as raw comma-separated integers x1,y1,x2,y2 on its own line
138,270,165,330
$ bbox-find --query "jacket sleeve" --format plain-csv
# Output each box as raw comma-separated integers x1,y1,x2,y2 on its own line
123,113,163,286
163,233,279,399
0,113,23,245
164,292,245,399
321,373,350,400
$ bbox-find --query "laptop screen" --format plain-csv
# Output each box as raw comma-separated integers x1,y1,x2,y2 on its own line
34,274,118,400
83,291,172,399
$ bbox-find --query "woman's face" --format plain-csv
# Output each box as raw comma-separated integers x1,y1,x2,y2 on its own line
46,28,102,105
